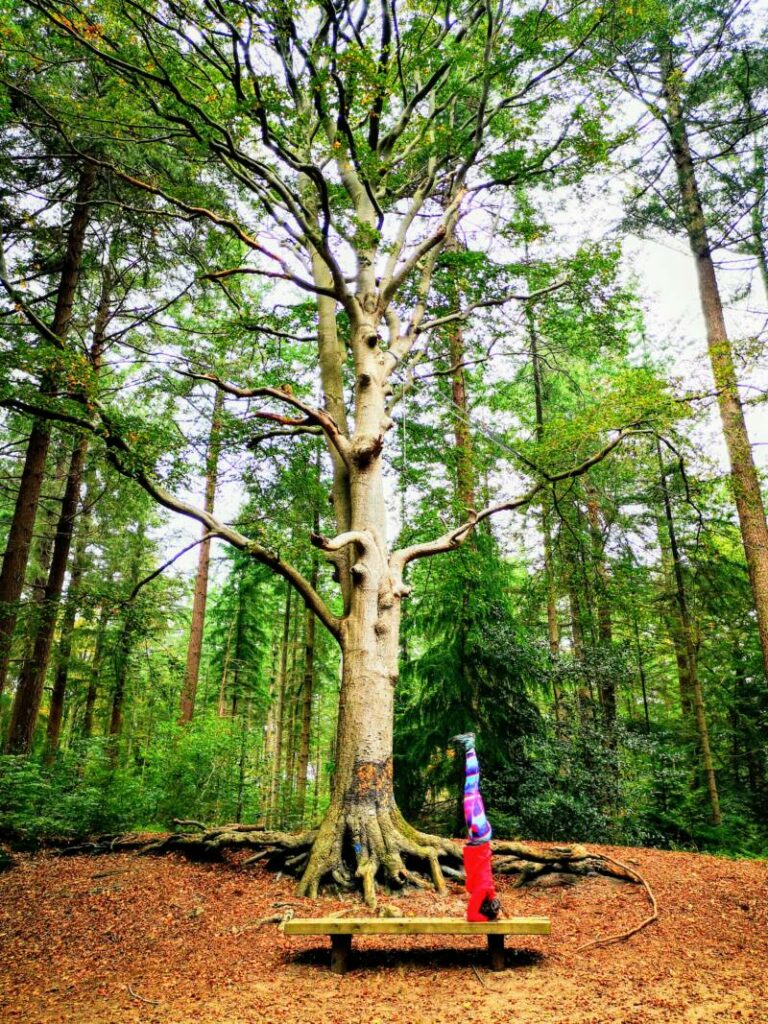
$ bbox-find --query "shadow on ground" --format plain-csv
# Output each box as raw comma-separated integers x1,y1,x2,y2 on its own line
288,945,545,972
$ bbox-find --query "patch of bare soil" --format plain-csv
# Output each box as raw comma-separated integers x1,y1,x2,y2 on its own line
0,843,766,1024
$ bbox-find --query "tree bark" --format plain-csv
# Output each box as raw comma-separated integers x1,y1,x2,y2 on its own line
657,442,721,825
584,483,616,728
179,387,223,724
296,298,459,905
445,234,476,514
0,163,97,696
632,614,651,732
661,48,768,684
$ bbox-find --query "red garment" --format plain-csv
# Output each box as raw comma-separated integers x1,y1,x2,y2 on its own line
463,841,496,922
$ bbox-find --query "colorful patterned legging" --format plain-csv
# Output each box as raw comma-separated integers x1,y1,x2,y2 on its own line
463,745,492,844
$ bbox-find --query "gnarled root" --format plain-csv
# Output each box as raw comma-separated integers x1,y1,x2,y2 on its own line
491,840,640,887
296,801,462,908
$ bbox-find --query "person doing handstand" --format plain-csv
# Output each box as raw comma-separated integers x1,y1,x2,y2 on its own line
451,732,503,922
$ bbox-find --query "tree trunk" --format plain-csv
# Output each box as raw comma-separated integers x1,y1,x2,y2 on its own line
45,476,93,761
657,442,721,825
295,558,319,826
751,141,768,299
6,255,111,754
632,614,651,732
108,525,145,755
108,612,132,750
0,163,97,696
179,388,223,723
445,240,476,514
585,483,616,728
284,598,305,819
527,302,564,716
5,435,89,753
217,617,235,718
661,48,768,684
296,307,459,905
82,600,110,738
268,585,292,826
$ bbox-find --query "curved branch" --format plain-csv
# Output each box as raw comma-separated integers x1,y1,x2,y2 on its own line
416,277,571,334
179,371,352,466
126,534,212,603
0,396,341,641
391,430,640,570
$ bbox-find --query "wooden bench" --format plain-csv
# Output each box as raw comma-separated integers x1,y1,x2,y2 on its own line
284,917,551,974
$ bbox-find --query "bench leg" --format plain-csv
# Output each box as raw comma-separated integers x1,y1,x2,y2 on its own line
330,934,352,975
487,934,505,971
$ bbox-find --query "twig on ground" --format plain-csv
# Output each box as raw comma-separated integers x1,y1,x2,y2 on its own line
127,983,159,1005
471,963,488,988
574,853,658,953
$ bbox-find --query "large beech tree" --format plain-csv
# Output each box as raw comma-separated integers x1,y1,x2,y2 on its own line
2,0,652,900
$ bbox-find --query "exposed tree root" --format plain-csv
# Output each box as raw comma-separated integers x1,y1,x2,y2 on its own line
491,841,641,886
295,802,462,907
54,826,649,917
574,852,658,951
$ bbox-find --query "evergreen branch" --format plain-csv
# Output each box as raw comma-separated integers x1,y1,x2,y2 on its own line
0,231,66,350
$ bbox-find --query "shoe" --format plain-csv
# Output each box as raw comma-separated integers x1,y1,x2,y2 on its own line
449,732,476,751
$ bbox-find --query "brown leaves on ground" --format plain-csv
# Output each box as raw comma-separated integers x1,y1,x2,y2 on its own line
0,843,766,1024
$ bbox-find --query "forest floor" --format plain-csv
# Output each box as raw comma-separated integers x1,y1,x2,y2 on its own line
0,842,766,1024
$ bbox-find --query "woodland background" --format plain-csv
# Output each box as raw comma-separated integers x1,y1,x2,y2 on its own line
1,0,767,868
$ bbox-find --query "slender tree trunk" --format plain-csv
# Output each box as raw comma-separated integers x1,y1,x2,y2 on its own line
0,164,97,696
179,388,223,723
82,600,110,738
217,617,235,718
108,612,132,751
235,698,249,822
5,435,89,753
662,49,768,684
296,554,319,825
657,442,721,825
751,142,768,299
568,584,585,660
585,483,616,728
282,607,303,822
445,240,476,514
527,302,564,717
107,526,145,756
6,260,111,754
268,586,291,826
633,614,651,732
45,479,92,761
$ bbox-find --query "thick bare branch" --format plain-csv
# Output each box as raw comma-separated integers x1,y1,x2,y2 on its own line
178,371,352,466
391,430,640,570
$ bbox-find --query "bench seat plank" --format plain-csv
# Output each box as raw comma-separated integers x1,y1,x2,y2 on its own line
285,916,550,936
